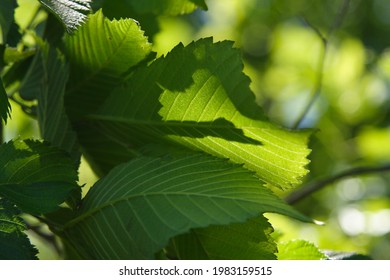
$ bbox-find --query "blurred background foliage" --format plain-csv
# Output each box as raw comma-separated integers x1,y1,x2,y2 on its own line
3,0,390,259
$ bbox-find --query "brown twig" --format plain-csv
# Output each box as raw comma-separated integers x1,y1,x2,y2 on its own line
292,0,351,129
285,163,390,204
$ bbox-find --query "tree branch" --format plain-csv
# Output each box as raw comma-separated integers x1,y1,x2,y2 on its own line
285,163,390,205
292,0,351,129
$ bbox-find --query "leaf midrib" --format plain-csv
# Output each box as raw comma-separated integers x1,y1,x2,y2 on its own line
62,189,277,230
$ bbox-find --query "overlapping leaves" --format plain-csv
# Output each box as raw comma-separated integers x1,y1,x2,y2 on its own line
64,9,152,118
61,153,311,259
0,199,38,260
90,38,311,190
0,139,78,214
38,0,92,32
168,216,277,259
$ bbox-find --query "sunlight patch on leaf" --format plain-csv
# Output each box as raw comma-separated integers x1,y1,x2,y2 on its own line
90,38,311,190
64,9,152,118
277,240,327,260
38,0,92,32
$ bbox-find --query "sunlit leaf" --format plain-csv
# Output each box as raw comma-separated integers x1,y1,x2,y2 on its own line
38,0,92,32
277,240,327,260
124,0,207,15
61,153,311,259
168,216,277,259
0,199,38,260
90,38,311,189
0,139,78,214
64,9,152,118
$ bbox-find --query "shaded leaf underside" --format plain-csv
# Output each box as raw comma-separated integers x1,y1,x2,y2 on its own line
169,216,277,260
0,139,78,214
62,153,311,259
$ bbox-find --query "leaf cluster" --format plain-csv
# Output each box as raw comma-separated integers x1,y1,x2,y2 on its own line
0,0,372,260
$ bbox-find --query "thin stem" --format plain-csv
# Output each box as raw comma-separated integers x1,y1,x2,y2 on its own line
292,0,351,129
27,222,62,255
285,163,390,205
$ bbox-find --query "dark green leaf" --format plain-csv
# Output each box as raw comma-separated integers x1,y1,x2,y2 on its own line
38,0,92,32
0,199,38,260
0,139,79,214
64,9,152,118
0,77,11,124
37,46,81,164
90,38,311,190
0,181,77,215
0,0,17,44
168,216,277,259
61,153,311,259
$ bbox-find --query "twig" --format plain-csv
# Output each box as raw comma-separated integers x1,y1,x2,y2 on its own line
292,0,351,129
27,222,62,255
285,163,390,205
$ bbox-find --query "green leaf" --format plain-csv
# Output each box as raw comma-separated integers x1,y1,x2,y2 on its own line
38,0,92,32
90,38,311,190
37,45,80,164
64,9,152,118
0,199,38,260
0,139,79,214
61,153,311,259
168,216,277,259
0,0,17,44
124,0,207,15
0,77,11,124
324,251,372,260
277,240,327,260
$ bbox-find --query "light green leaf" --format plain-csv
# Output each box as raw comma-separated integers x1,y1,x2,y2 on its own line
0,0,17,44
61,153,311,259
324,251,372,260
277,240,327,260
0,139,79,214
64,9,152,118
0,77,11,124
38,0,92,32
125,0,207,15
90,38,311,190
0,199,38,260
168,216,277,259
37,46,80,164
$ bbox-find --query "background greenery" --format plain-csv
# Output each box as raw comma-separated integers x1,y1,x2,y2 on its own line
2,0,390,259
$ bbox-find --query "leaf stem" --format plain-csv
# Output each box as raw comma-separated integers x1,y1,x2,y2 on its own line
285,163,390,204
292,0,351,129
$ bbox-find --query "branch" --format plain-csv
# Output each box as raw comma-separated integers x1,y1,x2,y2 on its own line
292,0,351,129
27,220,62,255
285,163,390,204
